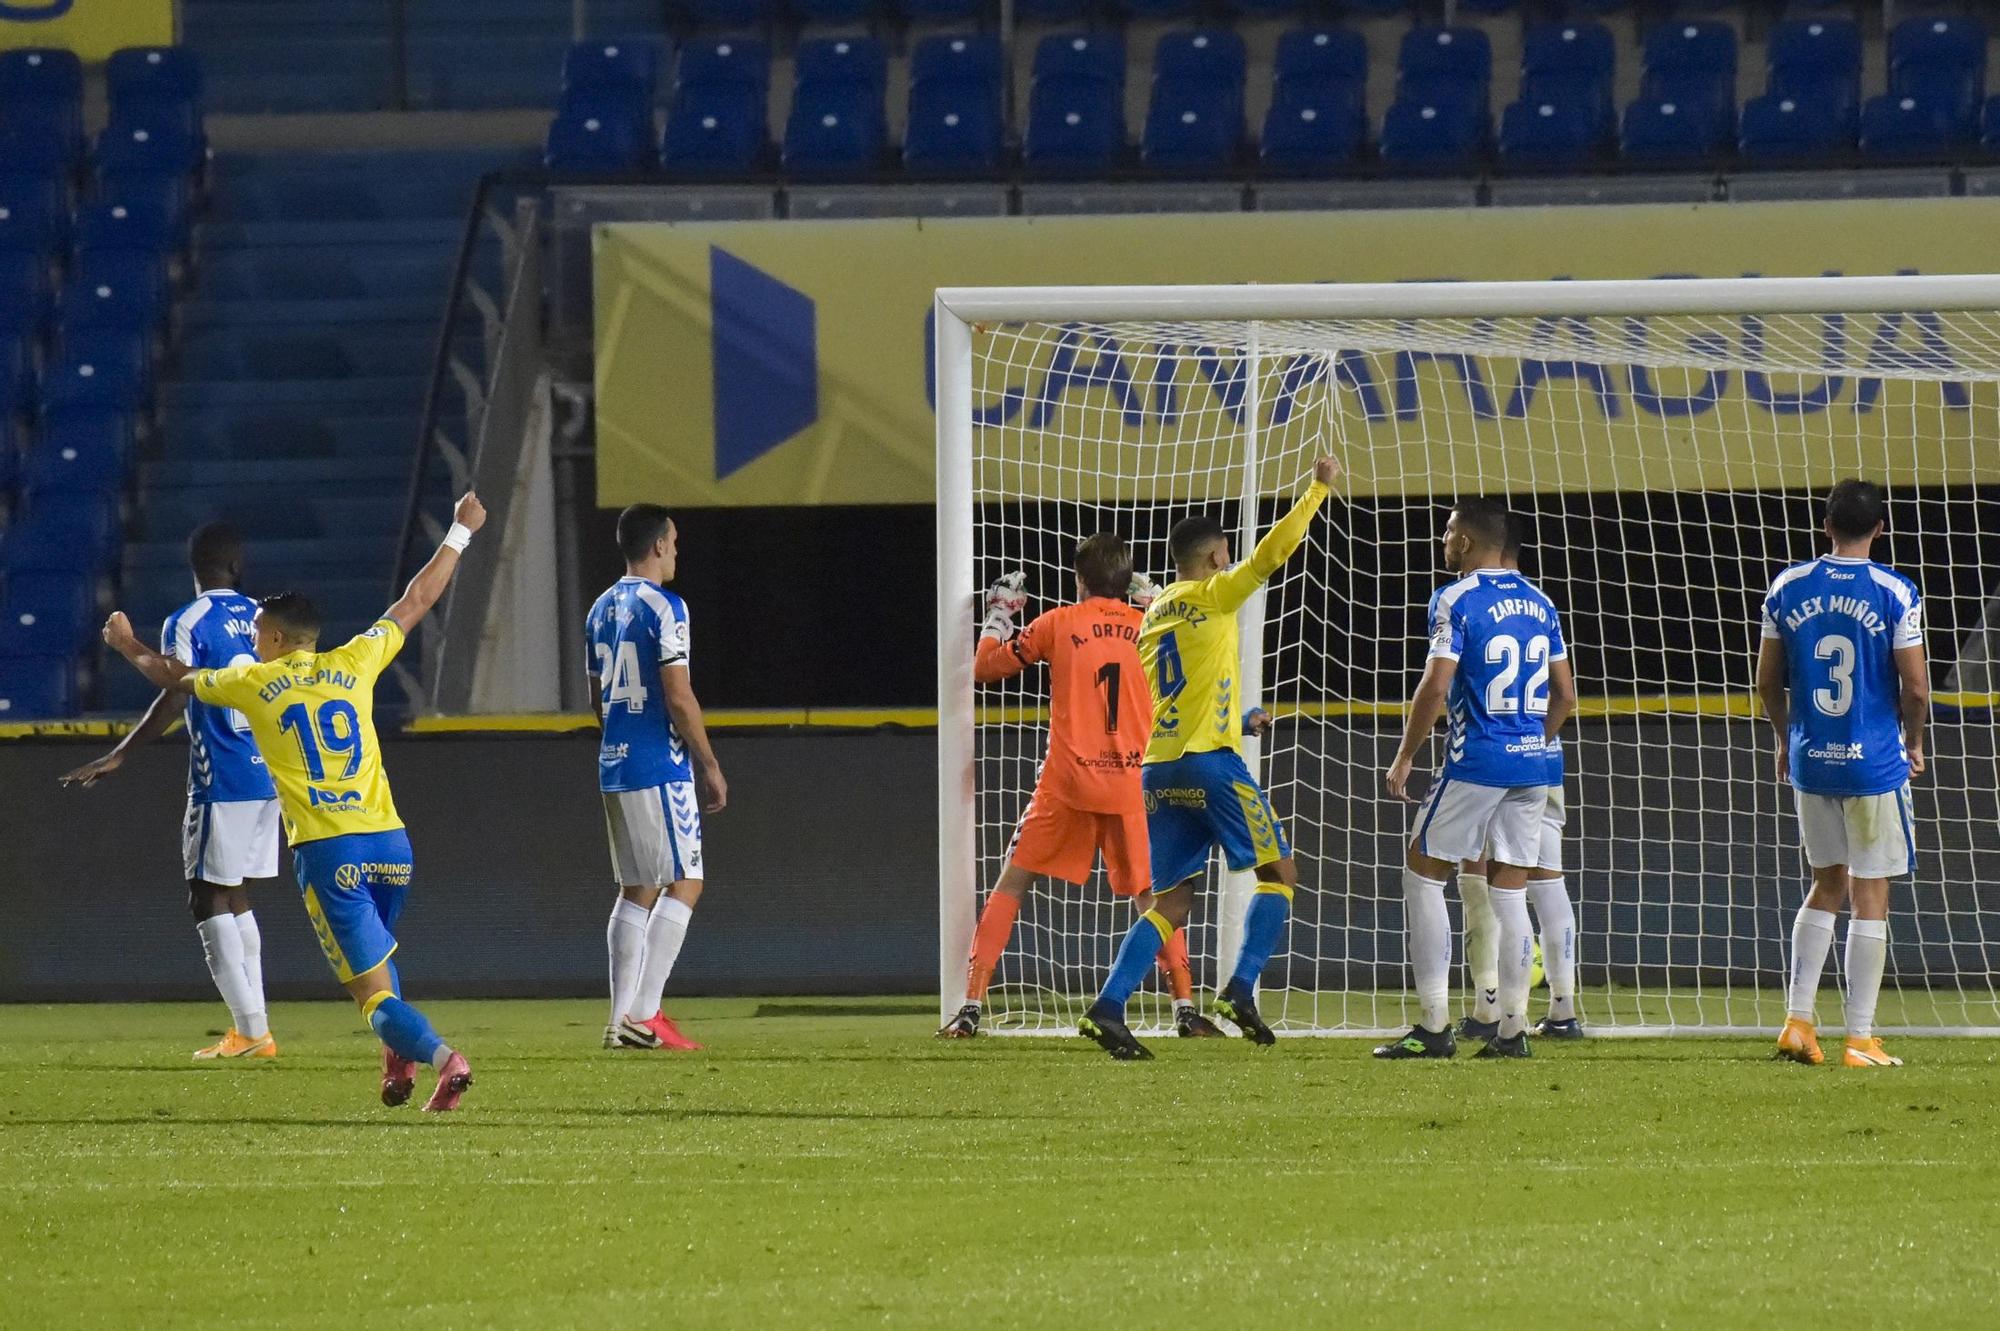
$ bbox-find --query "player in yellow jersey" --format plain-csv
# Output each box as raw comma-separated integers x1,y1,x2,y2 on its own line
1078,455,1342,1059
101,492,488,1112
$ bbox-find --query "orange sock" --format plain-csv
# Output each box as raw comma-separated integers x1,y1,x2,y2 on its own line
1157,929,1193,1003
965,892,1022,1003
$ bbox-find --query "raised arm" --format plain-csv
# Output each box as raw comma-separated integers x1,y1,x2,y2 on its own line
1386,657,1456,803
660,664,727,813
1895,642,1930,776
1755,636,1789,787
1205,455,1341,613
384,492,486,634
102,612,198,695
59,685,180,787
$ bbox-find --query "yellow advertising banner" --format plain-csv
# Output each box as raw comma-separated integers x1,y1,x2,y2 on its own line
0,1,174,60
593,197,2000,508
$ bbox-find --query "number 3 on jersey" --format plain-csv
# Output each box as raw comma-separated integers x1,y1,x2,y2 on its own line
594,640,647,713
1813,634,1856,716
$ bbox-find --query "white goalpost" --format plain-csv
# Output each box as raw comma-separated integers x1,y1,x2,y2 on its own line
935,275,2000,1038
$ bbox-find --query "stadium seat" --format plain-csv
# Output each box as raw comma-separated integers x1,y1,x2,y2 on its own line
911,34,1003,90
1765,19,1860,126
1120,0,1200,20
561,39,659,99
1620,96,1727,164
106,47,204,111
905,78,1004,175
0,570,91,652
59,254,168,335
1738,93,1852,162
1520,22,1615,142
1379,97,1484,168
95,121,205,179
1391,27,1491,149
0,655,75,717
903,0,983,21
1155,29,1246,96
20,424,128,496
0,125,78,184
794,38,888,97
0,415,18,498
0,333,31,415
1032,33,1124,90
1858,93,1963,159
1144,32,1245,172
661,40,770,176
1259,87,1364,173
2,493,119,575
1498,99,1598,167
0,48,83,152
0,177,65,252
782,84,888,178
0,250,52,338
791,0,875,20
676,0,780,26
1985,96,2000,152
1399,26,1491,92
545,111,650,170
73,200,176,259
554,84,653,140
1889,16,1987,131
1272,29,1368,123
1641,21,1737,130
40,341,148,412
1024,79,1125,175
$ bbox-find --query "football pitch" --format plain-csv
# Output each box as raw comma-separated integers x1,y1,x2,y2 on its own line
3,999,1997,1330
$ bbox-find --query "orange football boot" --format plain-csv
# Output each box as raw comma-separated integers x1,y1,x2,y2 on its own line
1774,1017,1823,1066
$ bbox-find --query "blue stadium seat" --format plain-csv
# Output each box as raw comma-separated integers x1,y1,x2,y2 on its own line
1379,97,1484,168
1739,93,1852,162
60,253,168,334
1120,0,1199,19
1220,0,1309,14
95,121,205,179
106,47,204,111
0,656,75,718
1498,98,1598,166
39,407,130,475
0,177,65,251
562,39,659,98
792,0,875,20
2,493,119,576
546,110,651,170
661,40,770,175
0,250,52,338
911,34,1003,90
1766,19,1861,129
1399,26,1491,89
1641,21,1737,129
1024,80,1124,175
1272,29,1367,127
0,48,83,151
1155,29,1246,95
40,340,147,413
903,0,983,21
1889,15,1987,130
0,570,91,651
1858,93,1963,159
795,38,888,96
1032,33,1124,89
1621,96,1727,164
0,125,78,184
675,38,770,100
1394,28,1491,144
1520,22,1615,141
676,0,780,26
1275,28,1366,87
905,73,1004,175
783,84,887,178
1260,87,1363,173
555,83,653,138
20,422,126,496
74,200,176,258
0,415,17,496
0,333,31,415
1143,86,1242,171
1985,96,2000,152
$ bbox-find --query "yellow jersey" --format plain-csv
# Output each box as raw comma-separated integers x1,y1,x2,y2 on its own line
189,618,407,845
1138,480,1329,764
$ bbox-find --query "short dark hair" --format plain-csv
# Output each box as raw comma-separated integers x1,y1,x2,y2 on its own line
257,591,321,644
1074,533,1134,600
1451,496,1512,553
188,522,242,588
1169,514,1227,570
617,504,673,564
1826,479,1886,543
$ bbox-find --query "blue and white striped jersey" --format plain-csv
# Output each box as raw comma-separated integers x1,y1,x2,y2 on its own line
1762,555,1922,797
586,575,694,792
164,591,276,805
1426,568,1569,789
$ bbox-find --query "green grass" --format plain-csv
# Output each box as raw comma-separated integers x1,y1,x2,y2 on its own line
3,999,1998,1330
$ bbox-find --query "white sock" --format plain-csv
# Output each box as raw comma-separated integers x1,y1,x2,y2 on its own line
195,916,255,1034
1459,872,1499,1021
1527,876,1578,1023
429,1044,456,1071
1844,918,1889,1040
629,895,694,1020
1173,998,1194,1014
1491,886,1534,1039
1788,906,1838,1022
1403,869,1451,1033
232,911,268,1039
607,897,650,1027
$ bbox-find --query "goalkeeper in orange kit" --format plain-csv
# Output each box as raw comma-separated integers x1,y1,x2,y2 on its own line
939,533,1223,1039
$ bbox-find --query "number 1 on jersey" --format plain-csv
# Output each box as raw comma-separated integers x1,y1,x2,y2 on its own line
1095,662,1122,734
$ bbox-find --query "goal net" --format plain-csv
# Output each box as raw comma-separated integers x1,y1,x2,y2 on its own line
934,277,2000,1037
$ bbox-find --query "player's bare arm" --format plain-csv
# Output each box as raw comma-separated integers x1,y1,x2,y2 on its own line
103,612,199,695
1755,637,1789,787
1387,656,1456,802
59,686,179,787
1543,656,1578,741
1895,641,1931,776
384,491,486,634
660,664,726,813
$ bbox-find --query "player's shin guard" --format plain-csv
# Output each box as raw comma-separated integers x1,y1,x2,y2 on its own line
630,895,694,1019
1527,876,1578,1022
1094,909,1173,1016
1402,870,1451,1033
1787,906,1837,1022
1458,872,1499,1021
1158,928,1194,1004
1844,918,1889,1039
607,897,648,1026
965,891,1021,1004
233,911,269,1039
1491,886,1534,1040
363,991,446,1067
1229,884,1292,990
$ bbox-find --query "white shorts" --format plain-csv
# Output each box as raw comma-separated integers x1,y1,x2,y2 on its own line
1536,784,1565,874
182,798,281,887
1795,786,1915,880
1414,778,1547,868
604,782,705,887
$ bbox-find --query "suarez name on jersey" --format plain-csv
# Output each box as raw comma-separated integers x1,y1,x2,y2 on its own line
1762,554,1922,796
164,590,275,805
190,619,407,845
587,575,694,793
1429,568,1569,789
975,597,1150,815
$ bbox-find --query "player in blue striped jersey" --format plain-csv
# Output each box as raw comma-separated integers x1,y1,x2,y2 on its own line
1380,497,1577,1060
61,524,283,1059
1759,480,1929,1069
589,504,727,1053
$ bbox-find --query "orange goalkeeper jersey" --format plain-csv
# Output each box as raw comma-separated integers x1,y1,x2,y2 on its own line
975,597,1150,816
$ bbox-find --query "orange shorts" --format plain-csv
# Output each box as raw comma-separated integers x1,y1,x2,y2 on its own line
1008,791,1150,897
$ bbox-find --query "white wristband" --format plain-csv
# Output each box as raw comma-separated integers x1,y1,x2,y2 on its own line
442,522,473,553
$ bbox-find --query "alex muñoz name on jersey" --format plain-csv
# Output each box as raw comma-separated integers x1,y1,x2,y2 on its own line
1428,569,1569,789
165,590,276,805
587,575,694,792
1762,554,1921,796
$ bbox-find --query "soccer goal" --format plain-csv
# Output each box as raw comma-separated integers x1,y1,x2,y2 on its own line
935,275,2000,1038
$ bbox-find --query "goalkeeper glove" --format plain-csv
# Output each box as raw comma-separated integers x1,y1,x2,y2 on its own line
1129,572,1162,611
980,572,1028,642
1243,707,1273,737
